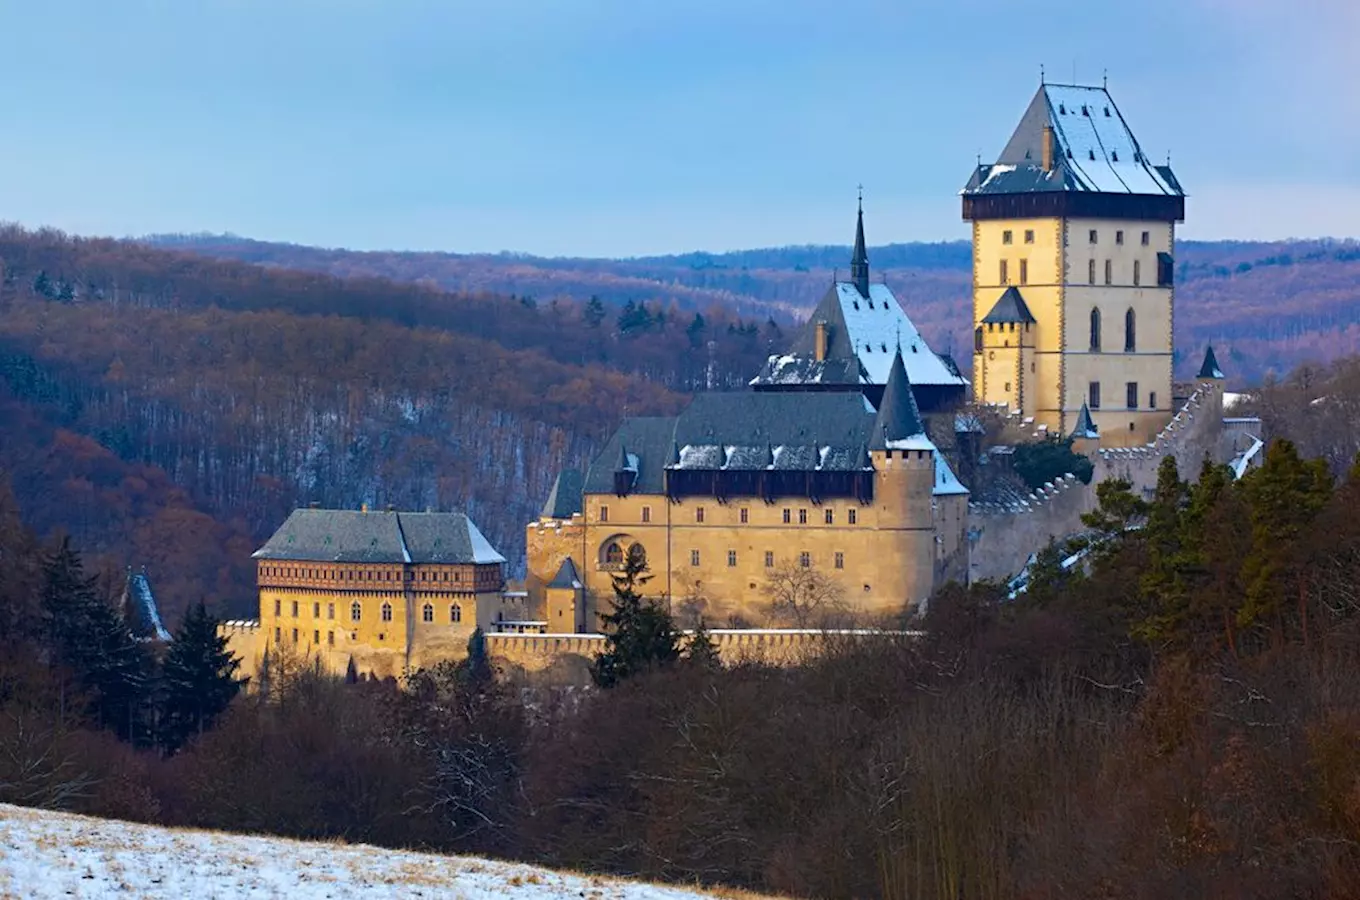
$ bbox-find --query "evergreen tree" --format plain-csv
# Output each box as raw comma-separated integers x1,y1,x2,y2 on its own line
583,295,606,328
685,618,721,669
157,601,242,753
1080,478,1149,545
458,626,494,692
686,312,708,348
31,270,53,299
1135,456,1192,644
592,545,679,688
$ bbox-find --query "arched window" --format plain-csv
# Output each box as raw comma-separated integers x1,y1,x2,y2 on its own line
450,603,462,623
422,603,433,623
604,542,623,565
1089,307,1102,352
350,601,362,622
381,602,393,622
1124,308,1136,352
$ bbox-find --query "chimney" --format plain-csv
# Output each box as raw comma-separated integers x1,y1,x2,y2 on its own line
814,321,828,362
1041,124,1054,172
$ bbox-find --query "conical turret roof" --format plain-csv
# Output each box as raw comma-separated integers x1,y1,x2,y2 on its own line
1198,345,1225,379
1071,402,1099,439
869,348,927,450
850,196,870,298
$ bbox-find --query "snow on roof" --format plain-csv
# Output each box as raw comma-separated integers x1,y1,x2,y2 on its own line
1231,435,1265,480
834,283,965,386
933,451,970,497
1042,85,1178,195
883,434,937,452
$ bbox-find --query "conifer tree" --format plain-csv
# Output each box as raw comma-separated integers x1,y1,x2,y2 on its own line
459,626,494,692
592,545,679,688
157,601,241,753
685,618,721,669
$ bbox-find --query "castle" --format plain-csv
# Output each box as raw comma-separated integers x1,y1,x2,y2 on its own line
222,80,1262,681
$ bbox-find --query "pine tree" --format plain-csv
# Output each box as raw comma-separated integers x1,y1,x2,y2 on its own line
583,295,606,328
459,626,494,692
156,601,242,753
685,618,721,669
592,545,679,688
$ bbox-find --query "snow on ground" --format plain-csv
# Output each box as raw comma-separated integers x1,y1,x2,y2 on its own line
0,804,748,900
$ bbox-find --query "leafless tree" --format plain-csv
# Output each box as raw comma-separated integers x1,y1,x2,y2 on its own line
762,560,846,628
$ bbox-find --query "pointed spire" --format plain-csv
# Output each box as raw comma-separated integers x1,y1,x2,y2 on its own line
615,441,631,471
1197,344,1225,380
850,190,870,298
1071,403,1099,439
667,440,680,467
763,441,776,469
869,348,925,449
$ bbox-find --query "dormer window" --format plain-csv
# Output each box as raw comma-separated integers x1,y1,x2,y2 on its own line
1059,103,1066,114
1088,149,1095,160
1111,150,1119,162
865,343,872,353
852,300,859,310
1066,148,1073,159
1081,105,1089,116
1104,106,1110,117
880,343,887,352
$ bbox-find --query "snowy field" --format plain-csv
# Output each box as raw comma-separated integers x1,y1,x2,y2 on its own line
0,803,755,899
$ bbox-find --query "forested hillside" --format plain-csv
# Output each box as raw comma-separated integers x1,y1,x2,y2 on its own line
0,226,782,622
153,234,1360,383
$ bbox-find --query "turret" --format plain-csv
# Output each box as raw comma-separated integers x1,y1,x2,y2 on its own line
850,195,870,299
1198,345,1225,380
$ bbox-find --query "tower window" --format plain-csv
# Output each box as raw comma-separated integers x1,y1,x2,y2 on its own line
1002,229,1013,244
274,627,281,643
999,259,1009,284
974,327,984,352
292,628,298,643
604,542,623,566
1090,382,1102,410
313,630,320,644
835,552,845,569
783,509,791,524
1141,231,1150,246
1088,259,1096,285
641,505,651,523
824,509,834,525
1090,308,1102,352
1116,230,1124,245
1024,229,1034,244
292,601,298,617
739,508,748,524
1019,259,1028,285
1157,252,1174,286
848,509,857,525
1127,382,1139,409
695,506,705,523
1005,382,1012,392
727,550,737,567
274,599,281,616
1104,260,1113,285
1125,308,1136,352
599,505,609,523
690,549,700,567
799,552,811,568
765,551,774,568
799,509,808,524
1089,230,1098,245
1133,260,1141,286
313,602,320,618
1150,391,1157,409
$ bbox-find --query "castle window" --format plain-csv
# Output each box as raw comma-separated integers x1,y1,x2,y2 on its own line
1089,229,1098,245
1157,252,1174,286
451,604,462,623
1127,382,1139,409
783,509,791,524
835,552,845,570
1088,259,1096,285
1088,149,1095,160
799,552,811,568
313,602,320,618
1104,106,1110,117
641,505,651,523
274,627,281,642
1116,230,1124,245
292,628,298,643
1005,382,1012,392
1150,391,1157,409
1141,231,1150,246
422,603,433,623
690,550,700,567
1104,260,1113,286
1133,260,1141,286
313,630,320,644
1090,381,1102,410
1090,308,1102,352
1059,103,1066,114
848,509,857,525
696,506,705,523
798,509,808,524
1019,259,1028,285
1002,230,1013,244
1111,150,1119,162
328,631,334,646
381,602,393,622
999,259,1008,284
1024,229,1034,244
739,508,748,524
727,550,737,567
274,599,281,616
974,327,983,352
350,601,361,622
291,601,298,617
765,551,774,568
604,542,623,566
599,505,608,523
1125,308,1136,351
378,633,385,642
825,509,834,525
327,603,334,620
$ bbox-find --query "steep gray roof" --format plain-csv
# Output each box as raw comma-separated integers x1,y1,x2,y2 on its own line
1071,403,1100,439
749,354,863,388
963,83,1183,197
547,557,583,590
869,349,930,451
253,509,505,565
981,286,1037,325
1198,345,1225,379
850,200,870,298
540,469,583,519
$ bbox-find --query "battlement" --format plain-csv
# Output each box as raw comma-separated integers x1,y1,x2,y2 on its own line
219,619,261,635
970,472,1083,517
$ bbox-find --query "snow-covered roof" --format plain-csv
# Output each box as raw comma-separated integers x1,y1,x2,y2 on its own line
254,508,506,565
832,283,965,386
933,452,970,497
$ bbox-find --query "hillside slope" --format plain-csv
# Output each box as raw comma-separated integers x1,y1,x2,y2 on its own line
0,804,751,899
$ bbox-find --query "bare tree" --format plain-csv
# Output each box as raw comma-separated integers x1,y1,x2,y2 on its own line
762,560,846,628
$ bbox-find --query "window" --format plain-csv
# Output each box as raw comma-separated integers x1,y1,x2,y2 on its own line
381,602,393,622
834,552,845,569
1024,229,1035,244
350,601,362,622
1089,308,1102,352
291,628,298,643
1019,259,1028,285
848,509,857,525
422,603,434,623
1124,308,1136,351
695,506,705,523
1090,381,1102,410
824,509,834,525
313,630,320,644
599,505,608,523
1150,391,1157,409
1141,230,1151,246
1133,259,1141,286
328,631,334,646
782,509,791,524
1157,252,1174,286
604,542,623,566
1104,259,1113,285
1127,382,1139,409
764,551,774,568
641,505,651,523
313,602,320,618
274,627,281,642
798,509,808,525
451,604,462,623
274,599,281,616
291,600,298,617
799,552,811,568
1088,259,1096,285
974,327,984,352
727,550,737,567
1116,230,1124,245
690,549,700,566
1089,229,1098,244
739,508,748,524
1005,382,1012,392
1002,229,1013,244
999,259,1009,284
327,603,334,620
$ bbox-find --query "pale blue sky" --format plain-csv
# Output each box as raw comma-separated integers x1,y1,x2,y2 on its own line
0,0,1355,256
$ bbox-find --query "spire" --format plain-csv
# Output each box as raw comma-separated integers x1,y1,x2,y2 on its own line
615,441,630,471
1071,402,1099,439
1197,344,1225,380
850,188,870,298
869,348,926,449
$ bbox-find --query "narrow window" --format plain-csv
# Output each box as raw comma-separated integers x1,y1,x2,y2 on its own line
327,631,334,646
1142,231,1150,246
1150,391,1157,409
974,327,983,352
599,505,609,523
1089,229,1098,245
422,603,433,623
1002,229,1013,244
327,603,334,620
291,628,298,643
274,599,281,616
350,601,361,622
695,506,705,523
848,509,857,525
1019,259,1028,285
1157,252,1174,286
274,627,281,642
1088,259,1096,285
1090,308,1102,352
739,508,749,524
641,505,651,523
783,509,791,524
381,602,393,622
835,552,845,569
764,551,774,568
797,509,807,524
1104,259,1113,285
1024,229,1034,244
313,602,320,618
1116,230,1124,245
1126,381,1140,409
1090,381,1102,410
291,600,298,617
1133,259,1141,286
1124,308,1136,351
690,549,700,567
824,509,834,525
313,630,320,644
999,259,1009,284
451,604,462,623
727,550,737,567
799,552,811,568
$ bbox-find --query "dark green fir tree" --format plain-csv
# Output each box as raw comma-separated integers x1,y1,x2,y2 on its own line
157,601,241,753
592,544,679,688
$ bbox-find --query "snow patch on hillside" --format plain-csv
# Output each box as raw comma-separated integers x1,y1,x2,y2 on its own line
0,804,745,899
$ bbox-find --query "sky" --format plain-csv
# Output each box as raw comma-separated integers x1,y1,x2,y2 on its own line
0,0,1356,257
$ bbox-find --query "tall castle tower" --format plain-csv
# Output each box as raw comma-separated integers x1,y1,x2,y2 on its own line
962,82,1185,446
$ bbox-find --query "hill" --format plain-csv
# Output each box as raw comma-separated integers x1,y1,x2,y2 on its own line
150,233,1360,383
0,804,751,899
